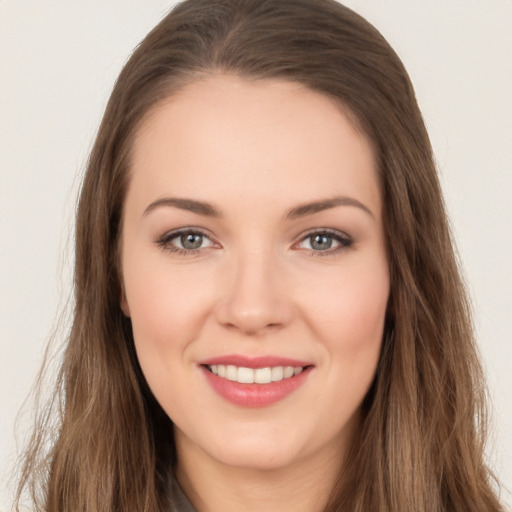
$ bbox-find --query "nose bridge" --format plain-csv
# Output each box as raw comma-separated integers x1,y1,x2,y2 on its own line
216,243,292,334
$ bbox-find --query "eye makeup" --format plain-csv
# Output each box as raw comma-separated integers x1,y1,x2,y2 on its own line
154,226,353,258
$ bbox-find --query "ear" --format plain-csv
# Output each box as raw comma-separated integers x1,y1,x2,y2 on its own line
120,287,131,317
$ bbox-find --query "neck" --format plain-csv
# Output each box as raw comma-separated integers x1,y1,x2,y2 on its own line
174,430,347,512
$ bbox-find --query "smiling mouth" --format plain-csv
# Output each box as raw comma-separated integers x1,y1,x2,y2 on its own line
205,364,307,384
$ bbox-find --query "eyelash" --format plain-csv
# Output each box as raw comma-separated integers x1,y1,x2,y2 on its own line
295,228,353,257
155,228,215,256
155,228,353,257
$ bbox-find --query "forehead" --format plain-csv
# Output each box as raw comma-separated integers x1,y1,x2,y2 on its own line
128,75,380,216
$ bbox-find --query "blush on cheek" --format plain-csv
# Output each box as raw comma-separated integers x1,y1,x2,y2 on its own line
126,277,199,341
347,271,389,342
314,292,387,347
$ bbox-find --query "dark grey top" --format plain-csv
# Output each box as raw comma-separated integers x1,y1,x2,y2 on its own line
170,477,197,512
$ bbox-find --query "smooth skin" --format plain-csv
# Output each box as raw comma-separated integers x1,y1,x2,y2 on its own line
121,75,390,512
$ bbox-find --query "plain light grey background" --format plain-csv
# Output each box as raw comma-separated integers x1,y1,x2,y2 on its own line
1,1,511,509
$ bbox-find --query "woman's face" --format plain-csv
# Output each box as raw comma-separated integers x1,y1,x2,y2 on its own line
121,76,389,473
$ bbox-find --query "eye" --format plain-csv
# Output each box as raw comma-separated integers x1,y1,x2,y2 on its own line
156,229,216,253
296,230,352,254
175,232,211,250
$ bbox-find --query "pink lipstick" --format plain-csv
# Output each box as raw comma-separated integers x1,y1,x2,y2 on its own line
199,355,313,407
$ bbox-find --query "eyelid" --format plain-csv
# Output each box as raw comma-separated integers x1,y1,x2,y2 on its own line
154,226,353,256
155,227,220,253
293,228,353,254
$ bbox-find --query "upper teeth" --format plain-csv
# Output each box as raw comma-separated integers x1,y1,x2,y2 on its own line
208,365,304,384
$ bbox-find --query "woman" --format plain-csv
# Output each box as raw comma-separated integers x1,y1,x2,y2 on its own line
15,0,504,510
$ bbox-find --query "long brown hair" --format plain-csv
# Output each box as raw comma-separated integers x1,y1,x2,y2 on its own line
15,1,503,510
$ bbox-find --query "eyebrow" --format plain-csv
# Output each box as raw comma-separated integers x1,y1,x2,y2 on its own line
286,196,375,220
142,195,374,220
143,197,221,217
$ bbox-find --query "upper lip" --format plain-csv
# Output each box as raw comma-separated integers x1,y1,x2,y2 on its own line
199,354,312,369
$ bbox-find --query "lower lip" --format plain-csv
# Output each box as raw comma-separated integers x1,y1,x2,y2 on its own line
201,366,312,407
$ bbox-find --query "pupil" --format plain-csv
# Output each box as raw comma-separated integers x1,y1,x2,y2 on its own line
311,234,332,250
181,233,203,249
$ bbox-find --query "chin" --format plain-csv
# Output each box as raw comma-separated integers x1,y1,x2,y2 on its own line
213,440,301,471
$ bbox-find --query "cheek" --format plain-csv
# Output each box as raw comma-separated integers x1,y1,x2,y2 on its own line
123,255,215,359
301,255,389,370
122,258,216,409
308,255,388,324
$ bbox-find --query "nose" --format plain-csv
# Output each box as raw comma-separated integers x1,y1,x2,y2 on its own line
214,249,294,336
